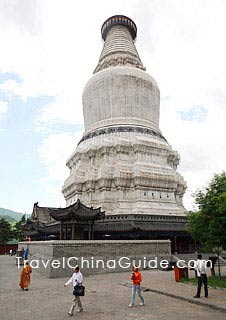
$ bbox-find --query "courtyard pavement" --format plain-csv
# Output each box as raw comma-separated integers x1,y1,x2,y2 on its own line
0,255,226,320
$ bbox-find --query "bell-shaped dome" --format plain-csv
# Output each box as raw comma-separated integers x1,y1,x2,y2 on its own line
82,15,160,135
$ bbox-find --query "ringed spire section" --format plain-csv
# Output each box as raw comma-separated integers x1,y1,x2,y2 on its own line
94,15,145,73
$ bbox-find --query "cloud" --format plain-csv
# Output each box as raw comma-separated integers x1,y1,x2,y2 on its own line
0,0,41,33
178,106,208,122
160,94,226,210
0,79,25,100
36,130,83,207
0,101,8,114
35,96,84,128
37,130,83,181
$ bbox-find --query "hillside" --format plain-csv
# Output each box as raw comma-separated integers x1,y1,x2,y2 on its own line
0,214,17,223
0,208,24,221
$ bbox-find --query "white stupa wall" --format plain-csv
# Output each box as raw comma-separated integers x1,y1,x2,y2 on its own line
62,15,187,217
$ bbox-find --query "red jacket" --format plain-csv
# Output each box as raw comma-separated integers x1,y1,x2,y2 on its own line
131,271,142,285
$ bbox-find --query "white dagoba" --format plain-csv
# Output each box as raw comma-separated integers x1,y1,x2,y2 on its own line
62,15,187,217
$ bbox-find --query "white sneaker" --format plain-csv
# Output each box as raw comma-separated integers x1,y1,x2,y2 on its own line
76,308,83,313
128,304,134,307
140,302,145,306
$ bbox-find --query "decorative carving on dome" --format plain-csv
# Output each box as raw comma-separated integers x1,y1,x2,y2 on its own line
94,54,146,73
78,125,167,145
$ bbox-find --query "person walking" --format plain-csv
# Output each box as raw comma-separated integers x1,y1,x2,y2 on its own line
128,265,145,307
193,254,208,298
64,265,84,316
19,261,32,291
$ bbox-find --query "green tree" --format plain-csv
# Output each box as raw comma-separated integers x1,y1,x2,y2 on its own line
13,214,26,241
188,172,226,276
0,217,14,244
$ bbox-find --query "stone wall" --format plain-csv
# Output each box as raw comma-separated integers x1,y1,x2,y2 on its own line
19,240,171,278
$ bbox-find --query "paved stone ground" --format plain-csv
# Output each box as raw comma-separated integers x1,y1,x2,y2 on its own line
0,255,226,320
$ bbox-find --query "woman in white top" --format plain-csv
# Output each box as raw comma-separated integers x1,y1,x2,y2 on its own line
64,265,83,316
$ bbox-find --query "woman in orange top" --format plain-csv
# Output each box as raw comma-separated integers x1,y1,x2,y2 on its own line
128,265,145,307
19,261,32,291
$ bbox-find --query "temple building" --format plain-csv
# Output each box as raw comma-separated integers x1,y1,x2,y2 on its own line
24,15,193,252
23,201,105,241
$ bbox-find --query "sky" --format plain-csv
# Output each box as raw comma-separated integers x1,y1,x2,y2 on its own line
0,0,226,216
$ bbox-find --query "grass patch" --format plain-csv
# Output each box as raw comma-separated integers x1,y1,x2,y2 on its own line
183,276,226,289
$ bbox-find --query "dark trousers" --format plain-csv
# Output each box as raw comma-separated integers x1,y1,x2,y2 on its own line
196,274,208,297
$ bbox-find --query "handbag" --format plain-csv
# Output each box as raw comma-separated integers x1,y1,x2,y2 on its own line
73,284,85,296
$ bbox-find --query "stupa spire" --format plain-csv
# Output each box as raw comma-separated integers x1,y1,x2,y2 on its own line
94,15,145,73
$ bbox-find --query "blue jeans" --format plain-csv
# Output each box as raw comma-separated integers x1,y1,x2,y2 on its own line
130,285,144,305
197,274,208,297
